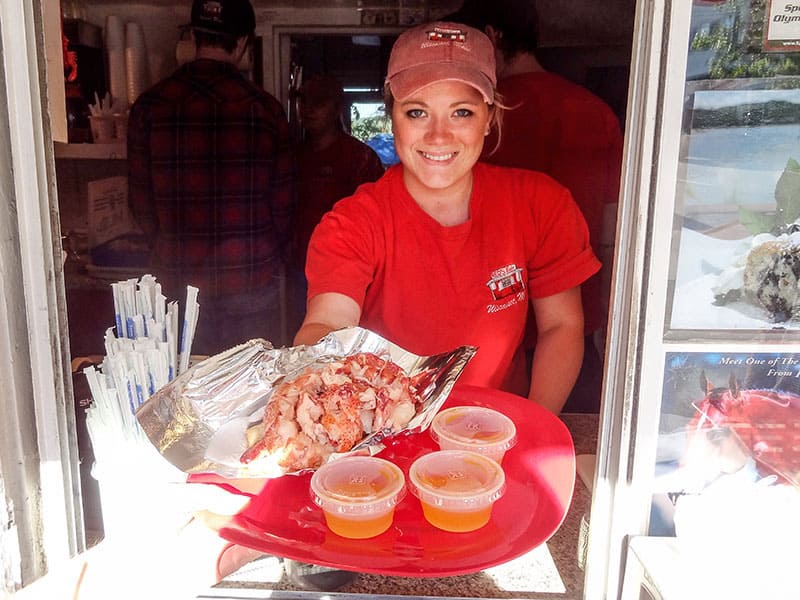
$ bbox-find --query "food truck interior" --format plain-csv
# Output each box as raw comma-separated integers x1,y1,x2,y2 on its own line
54,0,635,544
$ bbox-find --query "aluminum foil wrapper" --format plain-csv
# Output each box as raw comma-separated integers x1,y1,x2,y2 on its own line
136,327,476,478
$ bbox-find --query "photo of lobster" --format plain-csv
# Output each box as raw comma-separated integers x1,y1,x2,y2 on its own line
684,369,800,488
653,354,800,596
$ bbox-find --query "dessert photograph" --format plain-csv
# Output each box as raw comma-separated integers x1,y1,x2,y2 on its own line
668,87,800,331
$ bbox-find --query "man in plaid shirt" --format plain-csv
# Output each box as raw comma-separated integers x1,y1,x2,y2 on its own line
128,0,293,354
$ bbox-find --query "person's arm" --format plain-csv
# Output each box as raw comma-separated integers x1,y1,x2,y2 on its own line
293,291,361,345
594,201,618,355
528,286,585,414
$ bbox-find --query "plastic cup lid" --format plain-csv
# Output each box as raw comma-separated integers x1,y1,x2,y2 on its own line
310,456,406,515
430,406,517,452
408,450,506,510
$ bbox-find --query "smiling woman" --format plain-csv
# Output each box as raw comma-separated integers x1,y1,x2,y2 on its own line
294,21,600,416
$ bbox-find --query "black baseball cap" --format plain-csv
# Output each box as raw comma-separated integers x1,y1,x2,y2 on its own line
190,0,256,38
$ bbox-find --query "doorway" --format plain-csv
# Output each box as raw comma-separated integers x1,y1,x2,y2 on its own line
281,31,400,166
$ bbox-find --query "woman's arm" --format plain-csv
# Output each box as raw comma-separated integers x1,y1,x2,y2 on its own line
293,292,361,345
529,286,585,414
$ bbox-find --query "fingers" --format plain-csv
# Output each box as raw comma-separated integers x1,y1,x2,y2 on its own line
192,509,237,532
163,480,254,518
216,542,268,581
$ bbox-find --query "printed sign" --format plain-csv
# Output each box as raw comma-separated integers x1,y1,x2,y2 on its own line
87,175,134,248
765,0,800,52
660,351,800,487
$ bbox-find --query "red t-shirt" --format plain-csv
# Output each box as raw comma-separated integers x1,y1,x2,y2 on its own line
306,163,600,392
484,71,623,336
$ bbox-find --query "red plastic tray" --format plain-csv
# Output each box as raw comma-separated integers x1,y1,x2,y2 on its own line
212,385,575,577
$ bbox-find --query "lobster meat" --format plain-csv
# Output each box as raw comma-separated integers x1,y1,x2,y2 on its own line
240,352,421,472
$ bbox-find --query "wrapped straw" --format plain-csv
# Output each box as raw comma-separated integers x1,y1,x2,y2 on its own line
85,275,199,446
178,286,199,375
83,275,204,540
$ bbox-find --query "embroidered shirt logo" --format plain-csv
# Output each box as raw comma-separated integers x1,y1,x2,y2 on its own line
486,264,525,301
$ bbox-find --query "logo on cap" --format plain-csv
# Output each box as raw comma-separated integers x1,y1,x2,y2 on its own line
426,26,467,43
200,0,224,24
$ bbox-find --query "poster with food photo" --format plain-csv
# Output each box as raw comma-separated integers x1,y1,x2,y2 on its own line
668,87,800,331
657,351,800,488
649,351,800,590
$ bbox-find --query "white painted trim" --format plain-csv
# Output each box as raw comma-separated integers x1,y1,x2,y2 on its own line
583,0,665,597
584,0,697,598
0,0,82,589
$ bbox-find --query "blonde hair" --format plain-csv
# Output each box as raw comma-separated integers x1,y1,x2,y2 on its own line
485,91,509,157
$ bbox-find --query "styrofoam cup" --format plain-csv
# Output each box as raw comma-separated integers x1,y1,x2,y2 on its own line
104,15,125,50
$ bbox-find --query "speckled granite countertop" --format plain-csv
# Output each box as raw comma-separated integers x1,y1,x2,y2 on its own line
210,413,600,600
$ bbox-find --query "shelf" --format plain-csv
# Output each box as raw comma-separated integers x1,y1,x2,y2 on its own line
54,142,126,160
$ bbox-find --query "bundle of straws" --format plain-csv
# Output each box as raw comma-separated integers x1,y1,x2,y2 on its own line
83,274,199,452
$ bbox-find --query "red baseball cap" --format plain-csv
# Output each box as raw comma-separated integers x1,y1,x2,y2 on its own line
385,22,496,103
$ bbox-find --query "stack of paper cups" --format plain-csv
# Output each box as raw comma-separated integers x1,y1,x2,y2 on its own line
125,21,149,106
104,15,127,109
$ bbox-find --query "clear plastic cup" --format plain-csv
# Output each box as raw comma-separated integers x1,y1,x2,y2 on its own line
89,115,115,143
310,456,406,539
112,113,128,140
408,450,506,532
430,406,518,463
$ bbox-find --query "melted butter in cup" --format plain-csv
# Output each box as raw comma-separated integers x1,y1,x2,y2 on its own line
430,406,517,464
310,456,406,539
409,450,506,532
